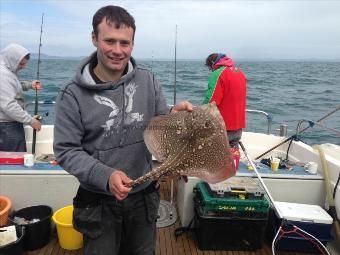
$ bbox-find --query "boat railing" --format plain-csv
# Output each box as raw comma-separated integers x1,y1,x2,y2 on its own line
25,100,56,108
25,100,56,123
24,102,274,135
246,109,273,135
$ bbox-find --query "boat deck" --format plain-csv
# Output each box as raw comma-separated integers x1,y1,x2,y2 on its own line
23,179,315,255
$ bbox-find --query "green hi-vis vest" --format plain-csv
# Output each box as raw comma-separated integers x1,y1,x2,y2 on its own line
203,66,226,104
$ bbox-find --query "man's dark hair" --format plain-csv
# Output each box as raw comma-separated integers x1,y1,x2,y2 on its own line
24,54,30,60
205,53,218,68
92,5,136,39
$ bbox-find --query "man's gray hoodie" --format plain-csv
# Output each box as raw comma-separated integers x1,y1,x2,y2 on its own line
0,44,34,124
53,53,169,194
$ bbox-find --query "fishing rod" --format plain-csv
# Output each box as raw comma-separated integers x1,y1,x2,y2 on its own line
240,141,331,255
173,24,177,106
32,13,44,155
169,24,178,218
151,50,154,72
255,105,340,160
296,119,340,136
239,141,280,217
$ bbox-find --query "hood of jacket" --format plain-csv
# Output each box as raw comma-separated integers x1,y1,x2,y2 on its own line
0,44,29,73
73,52,137,90
213,56,235,71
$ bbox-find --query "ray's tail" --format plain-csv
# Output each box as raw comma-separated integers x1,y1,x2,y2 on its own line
127,145,187,188
126,164,166,188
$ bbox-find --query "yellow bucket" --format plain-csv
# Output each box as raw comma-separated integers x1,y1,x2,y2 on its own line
52,205,83,250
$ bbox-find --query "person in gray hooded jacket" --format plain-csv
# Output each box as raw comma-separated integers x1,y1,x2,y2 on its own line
53,5,192,255
0,43,42,152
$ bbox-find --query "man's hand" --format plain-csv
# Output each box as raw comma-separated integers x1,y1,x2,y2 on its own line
170,101,193,113
108,170,132,201
31,80,42,90
31,115,41,131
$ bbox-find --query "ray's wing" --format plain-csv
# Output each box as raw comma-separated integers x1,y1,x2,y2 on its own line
143,113,188,162
176,132,235,183
143,116,168,162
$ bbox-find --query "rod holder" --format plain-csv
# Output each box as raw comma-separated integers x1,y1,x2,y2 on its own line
279,124,288,137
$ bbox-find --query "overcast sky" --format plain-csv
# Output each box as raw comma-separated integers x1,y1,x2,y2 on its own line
1,0,340,60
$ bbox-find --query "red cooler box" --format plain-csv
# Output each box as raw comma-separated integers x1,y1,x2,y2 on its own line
274,202,333,253
0,152,26,164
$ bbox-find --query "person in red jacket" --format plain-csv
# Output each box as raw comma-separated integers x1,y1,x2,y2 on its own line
203,53,247,148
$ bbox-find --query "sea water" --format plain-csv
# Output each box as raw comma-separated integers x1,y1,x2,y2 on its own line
19,59,340,145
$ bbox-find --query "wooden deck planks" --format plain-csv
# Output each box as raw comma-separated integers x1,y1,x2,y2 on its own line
23,179,314,255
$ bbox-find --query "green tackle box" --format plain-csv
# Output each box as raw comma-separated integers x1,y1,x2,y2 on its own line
194,177,270,217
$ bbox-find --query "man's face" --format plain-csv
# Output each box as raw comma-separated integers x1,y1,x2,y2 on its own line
17,58,28,71
92,19,134,75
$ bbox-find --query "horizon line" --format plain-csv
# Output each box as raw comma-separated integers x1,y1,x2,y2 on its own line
31,54,340,62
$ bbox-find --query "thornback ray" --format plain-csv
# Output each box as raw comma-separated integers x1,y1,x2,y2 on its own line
127,103,236,187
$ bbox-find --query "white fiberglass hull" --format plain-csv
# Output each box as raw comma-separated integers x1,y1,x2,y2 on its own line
0,125,339,253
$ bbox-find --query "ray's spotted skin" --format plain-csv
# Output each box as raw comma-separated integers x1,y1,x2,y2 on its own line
128,103,236,187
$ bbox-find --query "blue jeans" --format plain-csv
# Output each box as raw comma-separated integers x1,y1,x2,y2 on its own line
0,122,27,152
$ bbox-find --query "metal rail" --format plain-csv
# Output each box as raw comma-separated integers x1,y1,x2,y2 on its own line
25,100,56,109
246,109,273,134
255,105,340,160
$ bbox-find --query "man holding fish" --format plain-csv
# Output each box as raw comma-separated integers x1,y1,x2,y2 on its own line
53,5,193,255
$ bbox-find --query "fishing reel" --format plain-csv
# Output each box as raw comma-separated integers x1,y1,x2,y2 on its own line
35,112,49,121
